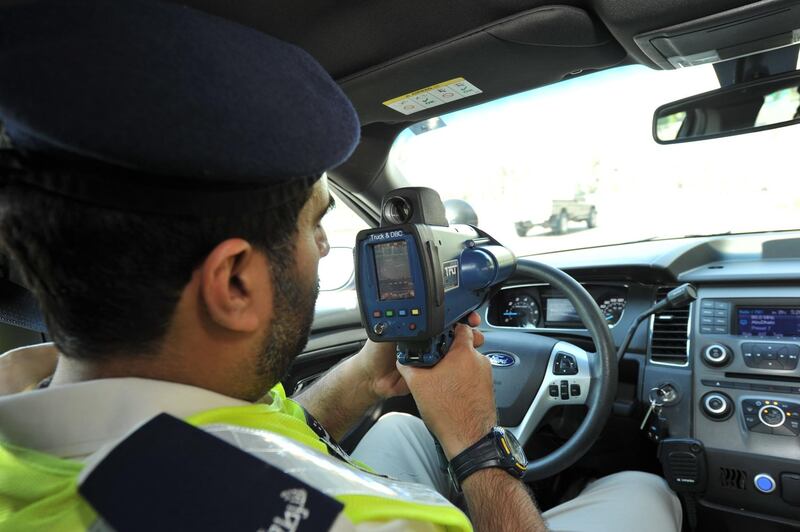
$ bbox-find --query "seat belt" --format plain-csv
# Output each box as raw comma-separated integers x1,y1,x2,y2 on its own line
0,276,46,333
0,253,47,333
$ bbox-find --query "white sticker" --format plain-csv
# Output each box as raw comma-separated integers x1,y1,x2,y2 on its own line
383,77,482,115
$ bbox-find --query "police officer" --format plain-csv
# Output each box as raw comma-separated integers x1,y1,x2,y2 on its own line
0,1,681,531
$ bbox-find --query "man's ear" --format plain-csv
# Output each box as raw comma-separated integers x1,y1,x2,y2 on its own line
198,239,271,333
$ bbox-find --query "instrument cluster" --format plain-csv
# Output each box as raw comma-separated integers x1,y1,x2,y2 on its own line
487,284,628,329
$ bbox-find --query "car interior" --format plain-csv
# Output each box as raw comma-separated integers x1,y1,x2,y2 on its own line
2,0,800,530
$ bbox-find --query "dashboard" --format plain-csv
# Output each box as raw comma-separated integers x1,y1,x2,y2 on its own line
486,283,628,329
476,231,800,527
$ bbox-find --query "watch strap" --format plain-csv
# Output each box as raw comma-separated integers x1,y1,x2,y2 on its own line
449,433,503,487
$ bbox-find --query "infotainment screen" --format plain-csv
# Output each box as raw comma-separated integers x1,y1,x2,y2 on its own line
737,307,800,337
546,298,580,323
374,241,416,301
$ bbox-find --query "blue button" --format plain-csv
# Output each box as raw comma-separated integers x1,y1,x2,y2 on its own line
398,309,407,317
754,474,775,493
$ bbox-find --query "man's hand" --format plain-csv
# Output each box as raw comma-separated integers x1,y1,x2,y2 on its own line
396,315,492,460
350,340,409,401
353,312,485,402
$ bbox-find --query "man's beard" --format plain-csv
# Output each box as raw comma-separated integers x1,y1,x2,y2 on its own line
248,257,319,399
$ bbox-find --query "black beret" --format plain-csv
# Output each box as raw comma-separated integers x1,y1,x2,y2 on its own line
0,0,360,213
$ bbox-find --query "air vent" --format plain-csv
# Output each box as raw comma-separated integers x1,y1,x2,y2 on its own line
720,467,747,490
649,286,690,366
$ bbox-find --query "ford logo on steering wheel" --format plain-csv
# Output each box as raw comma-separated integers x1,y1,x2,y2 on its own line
485,352,516,367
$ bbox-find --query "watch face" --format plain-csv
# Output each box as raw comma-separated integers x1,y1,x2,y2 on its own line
495,428,528,470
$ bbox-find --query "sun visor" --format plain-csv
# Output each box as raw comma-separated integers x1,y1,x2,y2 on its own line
340,6,626,126
635,0,800,69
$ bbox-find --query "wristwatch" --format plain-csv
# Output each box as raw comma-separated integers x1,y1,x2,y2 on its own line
448,427,527,489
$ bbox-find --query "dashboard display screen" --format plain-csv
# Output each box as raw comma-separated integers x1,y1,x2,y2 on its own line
737,307,800,337
374,241,416,301
546,298,580,323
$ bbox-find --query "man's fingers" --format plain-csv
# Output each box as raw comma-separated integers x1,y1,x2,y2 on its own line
452,323,474,349
473,329,485,348
467,312,482,328
395,323,480,377
395,358,417,381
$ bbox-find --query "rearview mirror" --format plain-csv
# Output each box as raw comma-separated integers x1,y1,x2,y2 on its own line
654,70,800,144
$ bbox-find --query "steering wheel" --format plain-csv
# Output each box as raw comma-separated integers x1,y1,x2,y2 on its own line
479,258,617,481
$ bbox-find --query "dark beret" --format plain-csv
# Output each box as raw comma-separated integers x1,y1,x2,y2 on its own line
0,0,359,211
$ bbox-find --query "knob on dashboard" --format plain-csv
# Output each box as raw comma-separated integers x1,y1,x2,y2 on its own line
758,405,786,428
702,344,732,367
701,391,734,421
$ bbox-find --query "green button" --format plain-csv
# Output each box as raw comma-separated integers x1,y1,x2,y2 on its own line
385,310,395,317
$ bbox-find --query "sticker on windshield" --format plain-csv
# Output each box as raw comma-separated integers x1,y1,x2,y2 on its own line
383,77,482,115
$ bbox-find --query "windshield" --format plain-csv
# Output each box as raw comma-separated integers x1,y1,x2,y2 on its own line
388,64,800,255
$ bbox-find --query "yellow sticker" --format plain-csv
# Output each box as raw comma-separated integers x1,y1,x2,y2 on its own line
383,77,483,115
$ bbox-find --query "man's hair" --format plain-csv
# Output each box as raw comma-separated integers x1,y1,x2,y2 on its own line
0,181,312,360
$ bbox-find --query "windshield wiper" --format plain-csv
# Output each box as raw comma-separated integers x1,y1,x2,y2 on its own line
678,230,733,239
677,228,800,239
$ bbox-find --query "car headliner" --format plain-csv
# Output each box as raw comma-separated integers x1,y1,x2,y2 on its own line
10,0,763,212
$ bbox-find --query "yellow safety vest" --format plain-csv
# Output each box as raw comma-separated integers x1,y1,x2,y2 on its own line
0,384,472,532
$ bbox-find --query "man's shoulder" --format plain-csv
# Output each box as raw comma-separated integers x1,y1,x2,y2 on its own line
0,367,249,459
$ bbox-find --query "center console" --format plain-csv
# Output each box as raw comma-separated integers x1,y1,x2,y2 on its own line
691,287,800,522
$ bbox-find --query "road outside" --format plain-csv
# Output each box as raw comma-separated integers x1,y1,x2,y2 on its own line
474,183,800,257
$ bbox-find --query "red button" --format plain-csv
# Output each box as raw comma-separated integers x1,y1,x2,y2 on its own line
373,311,381,318
408,323,416,331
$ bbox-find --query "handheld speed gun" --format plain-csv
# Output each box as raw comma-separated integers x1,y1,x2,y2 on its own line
355,187,515,366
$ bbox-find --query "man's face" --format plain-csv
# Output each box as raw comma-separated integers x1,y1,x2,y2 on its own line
293,175,334,294
248,177,332,397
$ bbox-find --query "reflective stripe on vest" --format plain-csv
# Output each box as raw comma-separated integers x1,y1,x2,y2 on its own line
202,423,471,530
